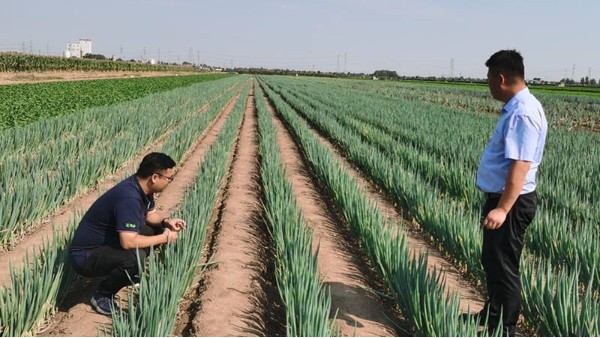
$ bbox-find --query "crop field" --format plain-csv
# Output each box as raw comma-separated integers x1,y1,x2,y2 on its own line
0,73,599,336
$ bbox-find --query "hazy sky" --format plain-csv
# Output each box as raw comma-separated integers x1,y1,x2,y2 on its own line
2,0,598,80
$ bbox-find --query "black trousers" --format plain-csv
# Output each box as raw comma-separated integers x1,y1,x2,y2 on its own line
481,191,537,335
70,224,163,294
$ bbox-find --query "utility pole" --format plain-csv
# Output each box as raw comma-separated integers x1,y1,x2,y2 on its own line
197,51,200,66
158,47,161,63
336,54,340,73
344,52,347,73
189,47,193,64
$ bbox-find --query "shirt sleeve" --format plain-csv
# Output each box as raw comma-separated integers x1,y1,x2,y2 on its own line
504,113,540,162
114,197,144,232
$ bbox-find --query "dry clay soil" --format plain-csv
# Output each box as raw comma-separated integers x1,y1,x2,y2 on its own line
1,73,488,336
0,70,190,85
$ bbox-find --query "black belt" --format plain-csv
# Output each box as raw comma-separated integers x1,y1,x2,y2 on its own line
484,192,502,200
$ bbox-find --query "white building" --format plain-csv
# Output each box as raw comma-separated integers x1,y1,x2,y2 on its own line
64,38,92,58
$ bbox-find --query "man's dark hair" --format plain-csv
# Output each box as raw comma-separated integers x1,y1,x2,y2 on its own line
485,49,525,80
136,152,176,178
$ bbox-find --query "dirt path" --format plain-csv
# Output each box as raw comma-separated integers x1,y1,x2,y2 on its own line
174,84,278,336
43,85,245,337
260,89,402,336
0,70,197,86
277,91,486,314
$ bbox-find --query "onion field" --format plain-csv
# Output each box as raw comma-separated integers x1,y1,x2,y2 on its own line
0,73,598,336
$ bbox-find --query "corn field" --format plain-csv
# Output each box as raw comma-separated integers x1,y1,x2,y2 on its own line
0,52,195,73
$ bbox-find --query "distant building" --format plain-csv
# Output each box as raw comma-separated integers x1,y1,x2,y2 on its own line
64,43,80,58
530,77,543,85
64,38,92,58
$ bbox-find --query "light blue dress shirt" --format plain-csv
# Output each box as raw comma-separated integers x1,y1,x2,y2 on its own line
477,87,548,194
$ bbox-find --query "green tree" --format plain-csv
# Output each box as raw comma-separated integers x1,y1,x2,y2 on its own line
373,70,399,79
83,53,107,60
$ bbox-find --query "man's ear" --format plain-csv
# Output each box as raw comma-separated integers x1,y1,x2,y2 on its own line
499,73,507,87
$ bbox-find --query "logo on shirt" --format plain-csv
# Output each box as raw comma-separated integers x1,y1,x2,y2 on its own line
125,223,137,229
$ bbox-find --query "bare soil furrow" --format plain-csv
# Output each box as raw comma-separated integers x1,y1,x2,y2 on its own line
261,89,401,336
43,85,245,337
181,84,279,336
285,94,486,314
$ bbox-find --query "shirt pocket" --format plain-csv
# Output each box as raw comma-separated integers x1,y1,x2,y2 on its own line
487,125,504,151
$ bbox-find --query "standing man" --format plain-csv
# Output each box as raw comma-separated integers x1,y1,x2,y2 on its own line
69,152,187,315
476,50,547,336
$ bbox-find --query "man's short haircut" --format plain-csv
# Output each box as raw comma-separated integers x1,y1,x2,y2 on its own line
136,152,176,178
485,49,525,80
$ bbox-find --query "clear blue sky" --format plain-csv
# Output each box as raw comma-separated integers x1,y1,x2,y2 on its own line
2,0,598,81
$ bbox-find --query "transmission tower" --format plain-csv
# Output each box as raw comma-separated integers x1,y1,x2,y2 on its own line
450,58,455,78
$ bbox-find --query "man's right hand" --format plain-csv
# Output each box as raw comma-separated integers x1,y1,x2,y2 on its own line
163,228,179,244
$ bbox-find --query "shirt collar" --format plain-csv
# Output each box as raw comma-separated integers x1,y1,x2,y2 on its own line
501,87,529,114
131,175,152,203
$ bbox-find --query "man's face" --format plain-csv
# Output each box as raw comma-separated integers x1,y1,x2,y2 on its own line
152,168,175,192
487,69,503,102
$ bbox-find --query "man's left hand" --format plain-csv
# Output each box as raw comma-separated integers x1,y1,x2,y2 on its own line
482,208,507,230
164,218,187,232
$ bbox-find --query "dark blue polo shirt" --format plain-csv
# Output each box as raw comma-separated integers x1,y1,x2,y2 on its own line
70,175,155,250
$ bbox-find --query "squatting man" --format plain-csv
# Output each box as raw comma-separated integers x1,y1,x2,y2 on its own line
69,152,186,315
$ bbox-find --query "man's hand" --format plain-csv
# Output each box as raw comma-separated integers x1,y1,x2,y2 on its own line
481,160,530,230
163,218,187,232
482,208,508,230
163,228,179,244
